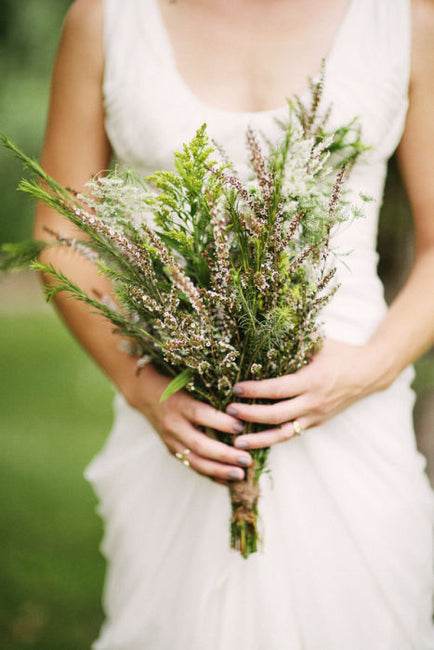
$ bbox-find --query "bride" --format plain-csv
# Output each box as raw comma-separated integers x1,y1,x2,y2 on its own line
35,0,434,648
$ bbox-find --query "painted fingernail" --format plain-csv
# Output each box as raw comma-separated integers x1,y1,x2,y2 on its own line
235,440,249,449
226,406,238,416
233,385,244,396
232,422,244,433
237,456,251,466
228,469,244,480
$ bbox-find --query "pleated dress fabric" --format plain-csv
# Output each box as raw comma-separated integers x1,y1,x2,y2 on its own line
85,0,434,648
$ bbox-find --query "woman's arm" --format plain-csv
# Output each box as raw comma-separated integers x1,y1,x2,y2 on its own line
35,0,252,481
227,0,434,449
377,0,434,373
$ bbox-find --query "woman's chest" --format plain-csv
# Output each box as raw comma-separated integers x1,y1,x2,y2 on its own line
156,0,354,113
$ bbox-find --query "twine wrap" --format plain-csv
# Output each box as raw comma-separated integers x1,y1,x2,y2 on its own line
229,464,260,524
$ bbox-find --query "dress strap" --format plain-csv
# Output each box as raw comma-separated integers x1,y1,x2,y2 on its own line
335,0,411,86
103,0,165,89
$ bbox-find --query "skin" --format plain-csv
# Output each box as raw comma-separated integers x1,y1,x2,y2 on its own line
35,0,434,480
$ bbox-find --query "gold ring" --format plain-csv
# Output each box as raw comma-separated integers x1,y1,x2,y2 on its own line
175,448,191,466
292,420,303,437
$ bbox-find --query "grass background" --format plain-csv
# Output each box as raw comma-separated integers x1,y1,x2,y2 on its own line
0,4,114,645
0,1,433,648
0,307,113,648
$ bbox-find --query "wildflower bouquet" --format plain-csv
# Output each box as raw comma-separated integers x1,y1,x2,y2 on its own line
0,77,366,557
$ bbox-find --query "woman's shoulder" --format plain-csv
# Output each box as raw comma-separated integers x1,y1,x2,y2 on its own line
411,0,434,76
65,0,103,31
59,0,104,77
62,0,104,56
410,0,434,94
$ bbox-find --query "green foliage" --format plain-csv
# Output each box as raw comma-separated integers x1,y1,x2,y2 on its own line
148,124,227,285
0,311,110,650
159,368,193,403
0,239,48,272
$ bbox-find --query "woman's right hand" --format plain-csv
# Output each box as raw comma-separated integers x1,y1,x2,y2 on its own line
123,363,253,483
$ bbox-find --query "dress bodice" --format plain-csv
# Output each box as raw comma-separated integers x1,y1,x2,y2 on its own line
101,0,411,345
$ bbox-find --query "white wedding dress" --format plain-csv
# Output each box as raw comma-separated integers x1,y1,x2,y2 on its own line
85,0,434,648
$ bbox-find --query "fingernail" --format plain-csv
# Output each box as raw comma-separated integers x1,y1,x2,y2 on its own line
232,422,244,433
233,385,244,396
235,440,249,449
237,456,251,466
226,406,238,416
228,469,244,480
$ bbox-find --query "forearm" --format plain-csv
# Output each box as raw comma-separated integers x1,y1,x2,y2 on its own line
366,247,434,390
29,0,163,404
37,242,160,405
366,0,434,392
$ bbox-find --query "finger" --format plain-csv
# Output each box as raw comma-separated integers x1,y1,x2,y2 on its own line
168,436,246,482
226,395,309,425
232,370,309,400
234,417,310,450
182,399,245,435
165,418,253,470
213,477,229,486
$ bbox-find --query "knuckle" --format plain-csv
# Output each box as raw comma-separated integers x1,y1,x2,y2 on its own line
211,410,228,430
313,398,327,416
219,420,232,434
213,466,226,480
188,403,200,421
192,403,207,423
191,436,206,456
277,379,292,398
191,462,206,478
161,414,173,433
314,369,328,387
275,386,288,399
269,409,283,425
196,460,218,480
212,447,226,463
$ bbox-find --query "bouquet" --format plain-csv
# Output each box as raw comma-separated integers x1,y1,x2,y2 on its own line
0,75,367,557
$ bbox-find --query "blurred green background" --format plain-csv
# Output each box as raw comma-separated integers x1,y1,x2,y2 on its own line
0,1,433,648
0,2,111,648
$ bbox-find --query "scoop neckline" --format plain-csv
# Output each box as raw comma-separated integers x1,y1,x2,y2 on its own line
150,0,357,117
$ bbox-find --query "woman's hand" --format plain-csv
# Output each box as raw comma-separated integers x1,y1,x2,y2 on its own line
226,339,388,450
124,363,253,482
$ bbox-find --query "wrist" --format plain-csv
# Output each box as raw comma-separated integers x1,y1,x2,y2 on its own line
362,339,400,393
116,358,168,411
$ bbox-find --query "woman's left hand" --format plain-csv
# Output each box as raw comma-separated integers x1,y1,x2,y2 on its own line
226,339,386,450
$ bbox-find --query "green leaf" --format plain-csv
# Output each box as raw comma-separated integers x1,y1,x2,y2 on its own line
159,368,192,403
0,240,47,272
